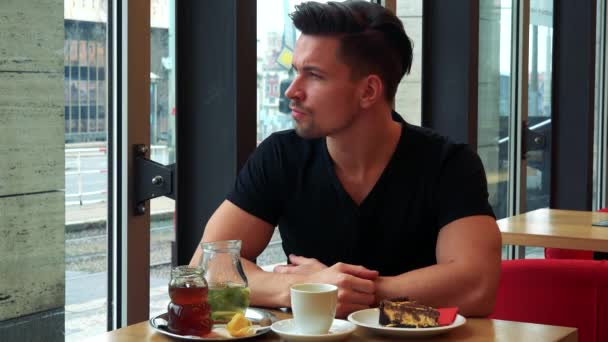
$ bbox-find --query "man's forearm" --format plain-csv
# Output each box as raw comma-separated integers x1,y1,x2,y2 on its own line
375,262,500,317
242,259,307,308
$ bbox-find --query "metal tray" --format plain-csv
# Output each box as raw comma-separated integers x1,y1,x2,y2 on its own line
149,308,278,340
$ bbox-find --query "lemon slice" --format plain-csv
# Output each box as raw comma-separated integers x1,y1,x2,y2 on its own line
226,312,254,337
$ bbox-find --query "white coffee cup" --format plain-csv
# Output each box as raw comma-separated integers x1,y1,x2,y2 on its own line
290,283,338,335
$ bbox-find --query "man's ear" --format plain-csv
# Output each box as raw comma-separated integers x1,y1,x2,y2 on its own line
359,74,384,109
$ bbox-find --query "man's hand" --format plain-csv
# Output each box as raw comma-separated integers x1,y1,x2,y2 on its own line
273,254,328,275
275,256,379,318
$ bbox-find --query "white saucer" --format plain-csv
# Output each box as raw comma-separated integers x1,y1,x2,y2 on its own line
347,308,466,338
270,319,356,342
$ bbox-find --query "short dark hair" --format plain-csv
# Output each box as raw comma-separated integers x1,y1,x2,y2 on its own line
290,0,413,103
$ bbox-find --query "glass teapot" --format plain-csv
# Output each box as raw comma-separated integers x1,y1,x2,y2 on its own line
200,240,250,323
167,266,212,336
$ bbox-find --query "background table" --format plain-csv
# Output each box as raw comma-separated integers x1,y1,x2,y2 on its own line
89,309,577,342
497,208,608,252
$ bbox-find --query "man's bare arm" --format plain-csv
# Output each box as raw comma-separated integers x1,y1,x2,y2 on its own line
190,200,274,264
190,200,378,317
374,215,502,317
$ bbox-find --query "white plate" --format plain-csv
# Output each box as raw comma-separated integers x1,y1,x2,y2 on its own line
270,318,356,342
347,308,466,338
149,308,276,340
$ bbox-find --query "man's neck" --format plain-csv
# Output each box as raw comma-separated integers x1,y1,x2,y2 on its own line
326,107,402,183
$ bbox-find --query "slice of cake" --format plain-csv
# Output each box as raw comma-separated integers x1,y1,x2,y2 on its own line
379,297,440,328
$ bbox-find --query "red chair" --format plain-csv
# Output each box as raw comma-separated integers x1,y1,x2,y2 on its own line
544,247,594,259
490,259,608,342
544,208,608,260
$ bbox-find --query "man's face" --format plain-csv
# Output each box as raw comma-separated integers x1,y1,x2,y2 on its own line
285,34,362,139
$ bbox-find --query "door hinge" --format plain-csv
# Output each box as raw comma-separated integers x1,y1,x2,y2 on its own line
134,144,175,215
522,119,550,162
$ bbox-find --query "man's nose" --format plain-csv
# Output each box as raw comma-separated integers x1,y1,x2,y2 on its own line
285,77,304,101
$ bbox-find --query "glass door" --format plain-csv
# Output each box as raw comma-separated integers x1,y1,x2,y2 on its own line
477,0,554,259
526,0,553,215
478,0,516,222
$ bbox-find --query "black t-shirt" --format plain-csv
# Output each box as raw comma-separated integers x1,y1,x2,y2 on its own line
227,113,494,276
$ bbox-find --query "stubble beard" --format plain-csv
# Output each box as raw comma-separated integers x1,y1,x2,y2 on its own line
293,112,359,140
294,119,323,139
291,102,322,139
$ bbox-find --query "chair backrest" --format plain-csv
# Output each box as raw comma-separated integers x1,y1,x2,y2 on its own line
490,259,608,342
545,248,594,259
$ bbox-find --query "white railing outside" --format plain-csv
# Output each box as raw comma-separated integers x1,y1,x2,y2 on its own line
65,145,169,206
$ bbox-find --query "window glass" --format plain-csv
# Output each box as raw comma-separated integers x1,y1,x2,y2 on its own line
395,0,423,125
255,0,329,269
149,0,175,319
478,0,514,259
594,0,607,210
523,0,553,259
256,0,299,144
478,0,513,222
64,1,110,339
478,0,554,260
526,0,553,215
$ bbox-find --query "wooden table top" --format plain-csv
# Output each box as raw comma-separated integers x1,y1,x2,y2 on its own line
497,208,608,252
89,309,577,342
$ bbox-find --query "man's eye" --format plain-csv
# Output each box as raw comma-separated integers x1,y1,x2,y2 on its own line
309,73,322,79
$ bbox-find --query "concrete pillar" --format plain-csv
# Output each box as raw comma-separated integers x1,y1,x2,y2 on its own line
0,0,65,340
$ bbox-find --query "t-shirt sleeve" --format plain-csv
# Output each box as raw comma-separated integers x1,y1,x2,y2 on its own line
435,144,495,229
226,135,286,226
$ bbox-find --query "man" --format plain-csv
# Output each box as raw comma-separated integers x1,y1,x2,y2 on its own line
191,0,501,318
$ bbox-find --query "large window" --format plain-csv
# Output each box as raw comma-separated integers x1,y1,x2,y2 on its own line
64,21,107,144
64,1,110,339
148,0,175,319
478,0,514,222
256,0,300,144
525,0,553,214
394,0,423,125
595,0,608,210
255,0,312,269
478,0,554,259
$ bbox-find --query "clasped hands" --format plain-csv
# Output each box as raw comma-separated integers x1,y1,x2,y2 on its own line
273,254,379,318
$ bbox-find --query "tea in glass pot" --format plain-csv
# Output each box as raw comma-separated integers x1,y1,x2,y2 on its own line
167,266,212,336
201,240,251,323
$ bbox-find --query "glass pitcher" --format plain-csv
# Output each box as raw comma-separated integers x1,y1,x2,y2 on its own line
201,240,251,323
